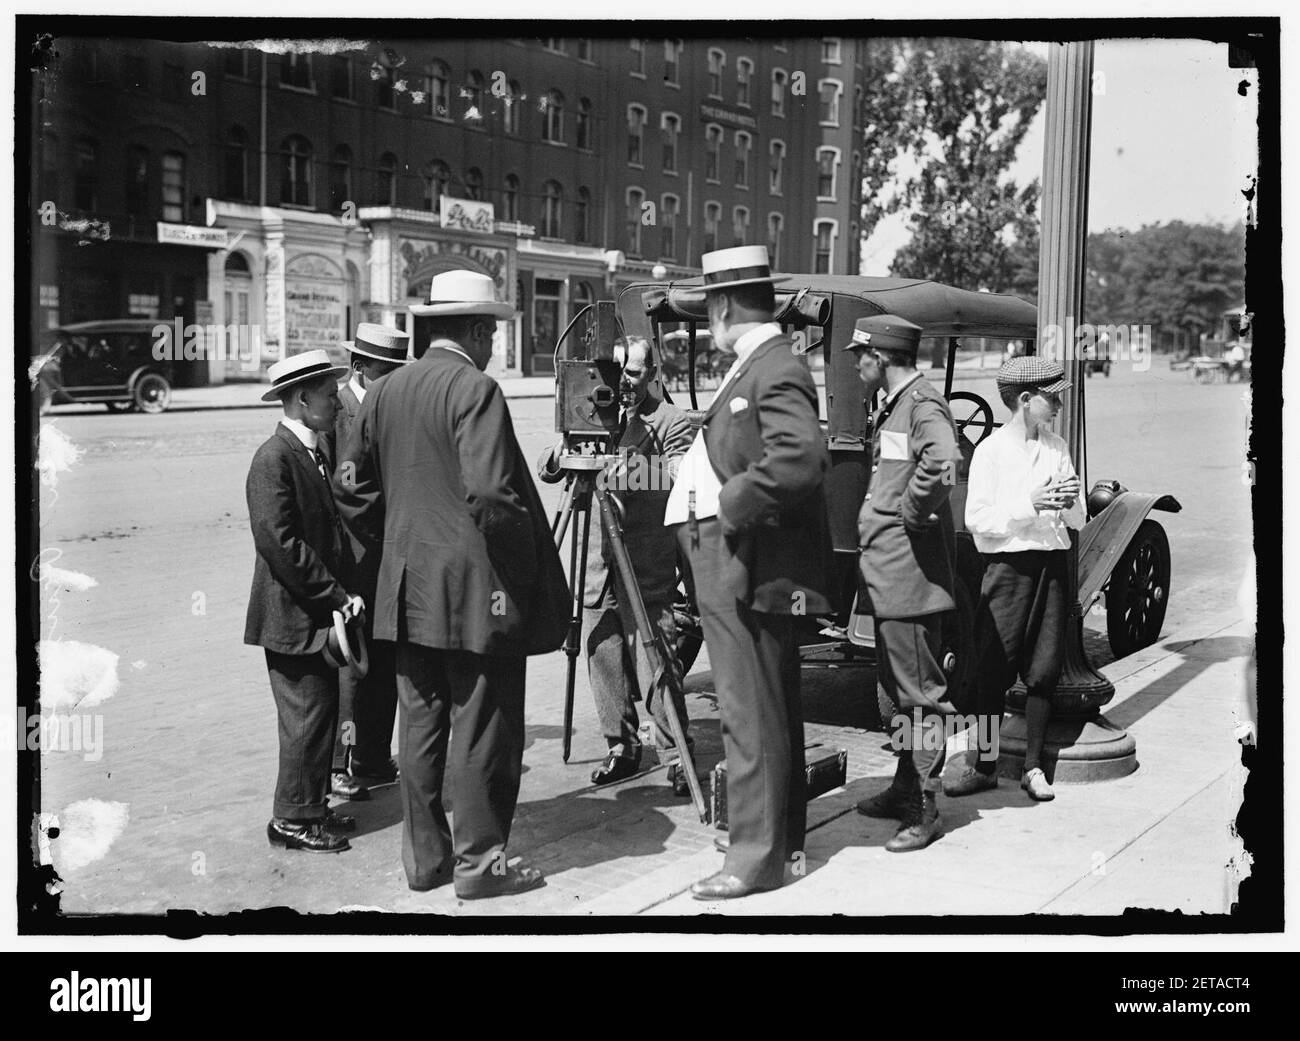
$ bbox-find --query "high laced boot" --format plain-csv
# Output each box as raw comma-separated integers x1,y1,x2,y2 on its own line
885,787,943,853
856,754,915,820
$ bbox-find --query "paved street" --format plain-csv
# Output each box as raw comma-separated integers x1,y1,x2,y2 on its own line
34,359,1254,917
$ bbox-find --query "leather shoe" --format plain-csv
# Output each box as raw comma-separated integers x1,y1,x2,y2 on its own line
856,785,911,820
691,871,778,901
1022,767,1055,801
943,766,999,798
667,762,694,798
331,771,370,801
455,865,546,901
352,756,399,785
267,818,350,853
321,808,356,832
591,750,642,786
885,790,943,853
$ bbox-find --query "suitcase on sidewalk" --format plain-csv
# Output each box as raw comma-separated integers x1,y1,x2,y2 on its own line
711,743,848,831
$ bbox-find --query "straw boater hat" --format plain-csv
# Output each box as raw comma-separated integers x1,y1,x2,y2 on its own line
261,348,349,402
342,322,411,365
699,245,790,292
409,270,516,319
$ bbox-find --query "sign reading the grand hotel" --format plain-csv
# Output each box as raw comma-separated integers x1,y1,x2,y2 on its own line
698,102,758,130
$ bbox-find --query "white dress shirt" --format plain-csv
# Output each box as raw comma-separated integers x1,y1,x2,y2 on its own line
280,415,318,452
965,423,1086,553
349,373,367,404
664,322,783,525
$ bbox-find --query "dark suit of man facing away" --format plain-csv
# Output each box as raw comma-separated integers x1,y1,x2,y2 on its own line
336,273,567,898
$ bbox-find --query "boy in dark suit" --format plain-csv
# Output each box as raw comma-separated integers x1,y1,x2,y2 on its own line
665,246,834,900
245,349,362,853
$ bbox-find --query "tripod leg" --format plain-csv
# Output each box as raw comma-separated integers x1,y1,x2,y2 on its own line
561,481,594,763
552,477,575,544
595,486,709,822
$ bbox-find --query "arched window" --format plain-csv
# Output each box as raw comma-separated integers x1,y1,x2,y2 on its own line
732,206,749,247
543,90,565,143
663,39,682,84
769,140,785,195
626,187,645,255
225,251,251,274
629,38,645,77
502,173,520,221
734,131,751,188
575,186,591,243
576,97,592,149
463,166,484,201
423,160,450,212
571,280,595,321
661,113,680,173
375,51,397,109
225,127,248,201
703,201,721,253
428,61,451,119
816,147,840,201
330,145,353,211
125,145,149,216
504,79,522,134
627,104,647,166
819,79,843,126
466,70,485,121
280,135,312,207
704,124,723,183
707,48,726,97
767,213,784,269
661,194,679,260
162,151,186,221
814,219,838,274
736,57,753,107
541,180,563,238
771,69,787,116
375,152,397,206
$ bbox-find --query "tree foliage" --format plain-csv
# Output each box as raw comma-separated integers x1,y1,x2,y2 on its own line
859,38,1047,294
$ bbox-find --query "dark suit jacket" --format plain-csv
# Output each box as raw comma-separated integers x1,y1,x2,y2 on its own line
327,378,380,610
244,424,353,654
702,331,834,616
858,373,960,619
336,347,569,658
332,378,362,459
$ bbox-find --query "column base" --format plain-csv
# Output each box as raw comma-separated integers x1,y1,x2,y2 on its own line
996,712,1138,784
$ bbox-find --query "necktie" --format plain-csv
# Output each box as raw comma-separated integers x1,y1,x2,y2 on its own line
312,447,329,482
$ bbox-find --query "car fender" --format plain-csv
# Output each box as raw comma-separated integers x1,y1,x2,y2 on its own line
1077,490,1181,612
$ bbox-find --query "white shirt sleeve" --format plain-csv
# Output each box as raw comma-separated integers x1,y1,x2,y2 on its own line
1054,440,1087,531
965,438,1036,537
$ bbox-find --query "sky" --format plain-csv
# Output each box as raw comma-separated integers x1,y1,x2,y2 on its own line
862,37,1259,274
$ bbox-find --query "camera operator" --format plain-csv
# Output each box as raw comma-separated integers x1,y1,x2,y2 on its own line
539,336,695,793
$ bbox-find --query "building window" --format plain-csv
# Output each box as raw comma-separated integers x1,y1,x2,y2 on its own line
819,79,842,126
734,131,751,188
627,104,646,166
330,55,352,99
544,38,567,54
736,57,753,107
73,138,98,211
771,68,787,116
375,57,397,110
330,145,353,211
661,113,680,173
814,220,837,274
543,89,565,143
541,180,563,238
703,202,721,253
576,97,592,149
767,213,784,269
705,124,722,183
502,174,520,221
707,49,725,97
225,127,248,201
732,206,750,247
281,136,311,207
376,152,397,206
664,38,682,84
162,151,185,222
661,194,679,259
577,38,592,62
429,61,451,118
125,146,149,217
571,280,595,321
769,140,785,195
817,147,840,200
503,79,522,134
463,166,483,201
630,38,644,77
465,70,485,121
626,187,645,256
423,160,450,212
128,293,161,319
575,186,591,243
822,37,842,64
280,54,313,90
223,49,249,78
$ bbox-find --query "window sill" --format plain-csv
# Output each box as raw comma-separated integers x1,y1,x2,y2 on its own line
332,95,358,105
542,138,567,146
663,169,679,177
816,196,837,204
819,121,840,129
664,80,680,89
280,202,317,211
627,162,644,170
278,83,318,95
630,72,646,80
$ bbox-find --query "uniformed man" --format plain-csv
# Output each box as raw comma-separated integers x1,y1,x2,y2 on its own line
844,315,961,852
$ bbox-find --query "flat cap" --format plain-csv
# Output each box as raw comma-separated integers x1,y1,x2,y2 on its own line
840,314,923,357
995,356,1071,394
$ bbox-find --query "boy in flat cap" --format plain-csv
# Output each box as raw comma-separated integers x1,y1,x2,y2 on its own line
844,314,962,852
953,356,1084,801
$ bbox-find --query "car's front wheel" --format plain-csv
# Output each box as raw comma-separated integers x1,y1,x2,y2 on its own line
133,373,172,414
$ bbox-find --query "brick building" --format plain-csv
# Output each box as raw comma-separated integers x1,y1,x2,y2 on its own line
31,33,866,380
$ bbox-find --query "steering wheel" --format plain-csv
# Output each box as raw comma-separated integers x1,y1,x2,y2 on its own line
947,391,995,449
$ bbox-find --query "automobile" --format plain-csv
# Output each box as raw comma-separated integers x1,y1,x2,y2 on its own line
1083,335,1112,377
33,319,174,414
613,274,1181,713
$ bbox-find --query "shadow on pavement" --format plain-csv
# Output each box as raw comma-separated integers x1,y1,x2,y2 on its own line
1106,635,1252,731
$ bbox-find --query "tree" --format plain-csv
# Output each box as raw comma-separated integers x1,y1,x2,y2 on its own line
859,38,1047,294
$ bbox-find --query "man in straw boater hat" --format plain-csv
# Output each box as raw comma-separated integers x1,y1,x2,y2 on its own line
663,245,834,899
336,270,568,898
245,349,366,853
842,315,962,853
326,323,410,803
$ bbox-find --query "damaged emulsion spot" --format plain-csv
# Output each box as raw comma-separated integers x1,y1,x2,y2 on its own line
37,423,82,488
51,799,130,873
38,639,120,713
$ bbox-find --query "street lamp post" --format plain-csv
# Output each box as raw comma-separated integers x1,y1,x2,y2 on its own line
997,40,1138,783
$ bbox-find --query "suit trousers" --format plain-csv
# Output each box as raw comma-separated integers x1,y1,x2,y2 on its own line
332,638,398,775
264,649,339,820
394,641,527,890
584,594,688,763
971,550,1069,767
680,519,805,888
874,616,950,792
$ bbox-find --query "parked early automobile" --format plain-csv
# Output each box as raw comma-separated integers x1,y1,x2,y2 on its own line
34,319,174,414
